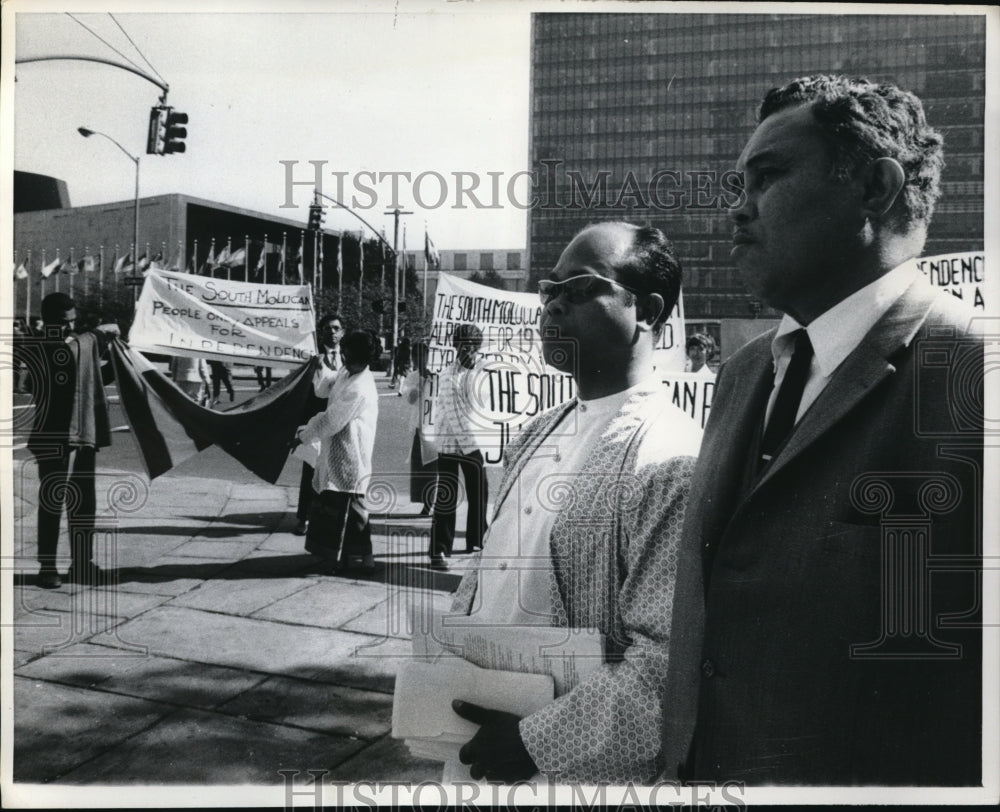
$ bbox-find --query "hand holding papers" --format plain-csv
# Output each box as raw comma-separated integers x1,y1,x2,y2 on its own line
392,602,606,763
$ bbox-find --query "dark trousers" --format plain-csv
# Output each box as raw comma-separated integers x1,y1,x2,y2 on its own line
297,463,316,522
36,445,97,569
210,363,234,399
305,490,372,564
430,450,487,557
409,431,438,513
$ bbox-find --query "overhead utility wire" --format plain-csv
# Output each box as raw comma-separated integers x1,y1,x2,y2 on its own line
109,12,166,85
65,13,146,75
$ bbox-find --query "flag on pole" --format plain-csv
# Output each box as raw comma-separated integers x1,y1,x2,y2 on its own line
425,232,441,269
60,258,77,275
227,247,246,267
216,245,231,267
114,253,131,274
149,253,166,270
205,244,217,270
78,255,96,273
137,254,152,272
15,262,28,280
256,245,267,273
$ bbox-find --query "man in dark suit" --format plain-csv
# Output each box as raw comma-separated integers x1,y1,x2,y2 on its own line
678,75,983,785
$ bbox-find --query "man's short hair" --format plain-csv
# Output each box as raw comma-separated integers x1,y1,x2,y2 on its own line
452,323,483,350
759,74,944,229
686,333,713,353
317,313,343,329
341,329,373,365
41,292,75,324
598,223,682,330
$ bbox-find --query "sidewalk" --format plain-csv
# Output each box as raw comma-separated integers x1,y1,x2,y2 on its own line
9,454,471,786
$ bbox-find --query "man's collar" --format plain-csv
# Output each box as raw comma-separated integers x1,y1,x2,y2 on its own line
772,262,920,376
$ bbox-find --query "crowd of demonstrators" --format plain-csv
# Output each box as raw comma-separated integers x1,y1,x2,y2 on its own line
295,328,379,576
446,222,701,784
27,293,120,589
399,341,437,516
293,313,344,536
422,324,489,571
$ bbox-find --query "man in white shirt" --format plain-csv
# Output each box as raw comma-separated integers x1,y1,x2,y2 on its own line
295,329,378,575
681,74,982,785
446,222,703,783
294,313,344,536
426,324,489,570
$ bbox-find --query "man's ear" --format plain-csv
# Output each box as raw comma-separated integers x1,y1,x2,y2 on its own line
862,157,905,220
636,292,664,331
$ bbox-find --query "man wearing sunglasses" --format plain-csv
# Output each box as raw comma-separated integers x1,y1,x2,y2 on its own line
445,221,703,783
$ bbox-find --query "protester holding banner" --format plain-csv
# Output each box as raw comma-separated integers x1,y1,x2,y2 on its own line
679,74,982,785
295,329,378,575
293,314,344,536
425,324,489,571
444,222,703,783
28,293,119,589
400,341,438,516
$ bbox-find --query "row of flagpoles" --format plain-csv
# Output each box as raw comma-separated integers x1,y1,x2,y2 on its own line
14,225,444,322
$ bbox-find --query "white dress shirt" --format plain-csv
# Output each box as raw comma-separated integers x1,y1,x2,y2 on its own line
469,377,653,626
766,262,918,426
430,360,487,456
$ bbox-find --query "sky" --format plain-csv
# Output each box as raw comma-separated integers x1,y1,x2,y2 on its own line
11,1,533,251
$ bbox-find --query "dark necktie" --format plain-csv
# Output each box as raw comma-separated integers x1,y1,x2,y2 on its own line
759,329,814,469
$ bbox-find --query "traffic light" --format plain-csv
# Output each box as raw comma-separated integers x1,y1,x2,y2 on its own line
146,106,165,154
308,204,324,231
164,109,188,154
146,106,189,155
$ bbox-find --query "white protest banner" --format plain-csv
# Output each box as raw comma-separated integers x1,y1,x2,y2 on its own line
425,273,689,464
912,251,985,309
128,269,316,367
658,372,716,430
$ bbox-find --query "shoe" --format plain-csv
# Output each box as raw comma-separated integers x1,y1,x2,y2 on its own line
293,520,308,536
37,567,62,589
347,554,377,575
429,556,450,572
229,392,235,402
67,561,107,586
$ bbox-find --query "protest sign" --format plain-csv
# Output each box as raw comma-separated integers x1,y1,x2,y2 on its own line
425,273,689,464
128,269,316,367
912,251,985,309
658,372,716,430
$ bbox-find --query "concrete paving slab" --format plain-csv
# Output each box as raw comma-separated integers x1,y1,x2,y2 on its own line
169,577,311,615
55,706,368,785
252,581,389,629
169,539,261,559
308,634,415,694
15,643,169,688
224,549,317,576
323,735,442,784
216,675,393,739
13,677,175,783
339,588,453,640
13,585,171,621
87,606,378,681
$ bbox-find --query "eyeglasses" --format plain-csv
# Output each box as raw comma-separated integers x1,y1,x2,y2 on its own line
538,273,640,306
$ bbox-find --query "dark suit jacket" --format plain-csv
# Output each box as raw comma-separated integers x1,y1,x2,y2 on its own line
680,279,983,785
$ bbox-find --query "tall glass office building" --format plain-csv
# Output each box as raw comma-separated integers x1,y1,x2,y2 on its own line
529,13,986,320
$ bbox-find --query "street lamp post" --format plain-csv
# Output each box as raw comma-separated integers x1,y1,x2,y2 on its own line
78,126,140,301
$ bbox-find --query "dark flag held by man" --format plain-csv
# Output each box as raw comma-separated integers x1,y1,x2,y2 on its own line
110,339,319,482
